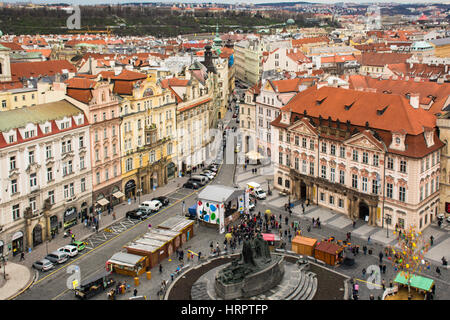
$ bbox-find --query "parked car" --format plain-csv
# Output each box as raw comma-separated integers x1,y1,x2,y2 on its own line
33,259,55,272
126,208,149,220
203,169,216,177
139,200,162,213
200,172,214,180
71,241,86,252
183,181,200,189
45,251,69,264
57,245,78,257
207,165,218,172
152,196,169,206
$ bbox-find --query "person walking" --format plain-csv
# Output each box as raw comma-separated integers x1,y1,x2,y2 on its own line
198,252,202,261
352,220,356,228
430,235,434,246
159,264,163,274
436,267,441,277
368,235,371,244
382,264,387,274
20,251,25,261
133,288,138,296
379,251,384,263
362,268,366,277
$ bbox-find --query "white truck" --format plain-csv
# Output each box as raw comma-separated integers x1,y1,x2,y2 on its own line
246,182,267,200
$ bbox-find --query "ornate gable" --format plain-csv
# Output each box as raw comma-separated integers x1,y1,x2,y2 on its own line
345,131,384,152
288,118,318,137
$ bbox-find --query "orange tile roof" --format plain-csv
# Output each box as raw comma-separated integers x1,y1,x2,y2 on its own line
276,86,436,136
10,60,76,81
292,36,329,47
178,97,211,112
359,52,412,67
0,42,23,51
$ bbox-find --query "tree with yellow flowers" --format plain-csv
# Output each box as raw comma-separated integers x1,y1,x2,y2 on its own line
391,226,430,298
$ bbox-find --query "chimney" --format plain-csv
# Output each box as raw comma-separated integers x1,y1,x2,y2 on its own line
409,93,420,109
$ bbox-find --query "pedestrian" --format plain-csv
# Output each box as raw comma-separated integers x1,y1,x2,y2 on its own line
382,279,385,291
20,251,25,261
379,251,384,263
369,294,374,300
353,220,356,228
382,264,387,274
430,235,434,246
368,235,371,244
198,252,202,261
362,268,366,277
133,288,138,296
112,212,116,220
389,280,393,288
159,264,163,274
436,267,441,277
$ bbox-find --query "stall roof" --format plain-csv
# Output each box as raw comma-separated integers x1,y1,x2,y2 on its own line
394,272,434,292
197,184,244,203
107,252,145,267
292,236,317,246
150,228,181,238
315,242,343,255
142,232,173,243
80,270,111,287
135,237,166,247
158,216,194,231
125,243,159,253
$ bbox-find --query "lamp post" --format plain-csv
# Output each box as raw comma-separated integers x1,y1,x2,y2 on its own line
1,253,8,280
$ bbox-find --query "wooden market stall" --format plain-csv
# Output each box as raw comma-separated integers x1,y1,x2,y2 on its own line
384,272,435,300
314,241,344,266
141,231,176,262
123,243,160,269
291,236,317,256
158,216,195,246
106,252,148,277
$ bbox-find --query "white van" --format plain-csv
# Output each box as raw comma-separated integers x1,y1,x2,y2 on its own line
189,175,208,186
139,200,162,213
58,245,78,257
247,181,267,200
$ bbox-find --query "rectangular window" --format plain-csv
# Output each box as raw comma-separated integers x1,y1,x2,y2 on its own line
373,154,379,167
30,197,37,212
387,157,394,170
320,192,325,202
362,177,368,192
436,176,439,191
279,153,283,165
310,139,314,150
352,150,358,162
11,179,18,194
9,156,16,170
79,136,84,148
399,160,407,173
80,156,85,169
302,160,307,173
420,186,424,201
46,145,52,159
399,186,406,202
286,154,290,167
64,185,69,198
114,165,118,177
321,142,327,153
339,170,345,184
12,204,20,220
295,158,299,171
362,152,368,164
340,146,345,158
96,172,101,184
372,179,379,194
309,162,314,176
47,167,53,182
321,165,327,179
69,183,74,197
67,140,72,152
302,137,307,148
295,136,299,146
48,190,55,204
387,183,393,199
338,198,344,208
330,144,336,156
279,131,283,142
352,174,358,189
28,150,34,164
81,178,86,192
329,195,334,205
330,167,335,182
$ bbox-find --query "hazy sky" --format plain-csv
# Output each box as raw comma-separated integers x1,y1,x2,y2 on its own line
7,0,448,4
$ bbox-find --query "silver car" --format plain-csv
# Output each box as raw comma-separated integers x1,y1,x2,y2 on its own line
45,251,69,264
33,259,55,272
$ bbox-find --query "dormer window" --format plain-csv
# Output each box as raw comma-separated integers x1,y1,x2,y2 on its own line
24,130,35,139
9,135,15,143
395,137,401,144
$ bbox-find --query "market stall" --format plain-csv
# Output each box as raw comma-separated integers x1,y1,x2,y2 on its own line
261,233,281,251
123,242,160,269
158,216,195,245
106,252,148,277
195,184,247,233
385,272,435,300
291,236,317,256
74,271,115,300
314,241,344,266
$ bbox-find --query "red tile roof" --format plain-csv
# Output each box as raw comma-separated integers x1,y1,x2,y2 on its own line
292,36,329,47
359,52,412,67
0,42,23,51
178,97,211,112
10,60,76,81
274,86,436,136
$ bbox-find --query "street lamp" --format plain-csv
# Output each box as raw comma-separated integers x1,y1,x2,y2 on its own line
1,253,8,280
385,216,391,238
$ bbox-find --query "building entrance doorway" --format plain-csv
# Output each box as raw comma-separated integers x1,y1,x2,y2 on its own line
300,181,307,200
359,201,370,222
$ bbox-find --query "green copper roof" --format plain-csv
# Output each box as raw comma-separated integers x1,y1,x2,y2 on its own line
0,100,83,132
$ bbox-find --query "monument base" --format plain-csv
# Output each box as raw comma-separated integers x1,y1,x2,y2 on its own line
214,256,284,300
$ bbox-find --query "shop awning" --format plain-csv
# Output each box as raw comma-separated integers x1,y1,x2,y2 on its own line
112,191,125,199
394,272,434,292
262,233,280,242
97,198,109,206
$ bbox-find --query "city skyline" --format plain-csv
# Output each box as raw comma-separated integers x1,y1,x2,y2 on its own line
3,0,449,5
